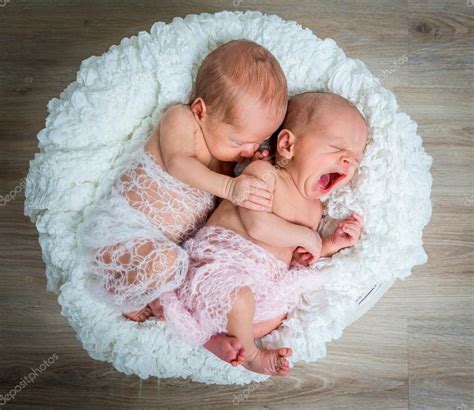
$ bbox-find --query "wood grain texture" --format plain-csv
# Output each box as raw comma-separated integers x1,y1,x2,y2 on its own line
0,0,472,408
408,316,473,409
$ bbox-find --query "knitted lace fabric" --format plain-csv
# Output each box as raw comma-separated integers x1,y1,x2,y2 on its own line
160,226,328,347
77,147,216,312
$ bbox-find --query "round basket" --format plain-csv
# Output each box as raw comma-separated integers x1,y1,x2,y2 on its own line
24,10,432,385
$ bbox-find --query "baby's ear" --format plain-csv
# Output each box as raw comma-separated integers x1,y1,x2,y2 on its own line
190,97,207,121
276,129,296,160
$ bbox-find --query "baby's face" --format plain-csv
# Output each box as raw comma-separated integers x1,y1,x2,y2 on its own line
204,94,285,162
288,105,368,199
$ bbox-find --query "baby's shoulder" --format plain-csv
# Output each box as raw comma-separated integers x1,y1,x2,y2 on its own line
242,160,277,189
160,104,196,134
242,160,276,178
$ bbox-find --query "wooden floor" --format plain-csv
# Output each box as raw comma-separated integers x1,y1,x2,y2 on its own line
0,0,472,408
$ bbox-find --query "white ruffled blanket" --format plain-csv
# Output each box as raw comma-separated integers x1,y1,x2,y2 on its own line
24,11,433,385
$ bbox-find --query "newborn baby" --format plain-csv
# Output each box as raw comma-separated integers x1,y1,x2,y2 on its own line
156,92,369,376
78,40,287,319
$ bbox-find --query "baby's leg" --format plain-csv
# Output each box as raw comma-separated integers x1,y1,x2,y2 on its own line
111,161,196,319
201,313,286,367
226,286,292,376
123,306,153,322
252,313,287,339
97,238,187,318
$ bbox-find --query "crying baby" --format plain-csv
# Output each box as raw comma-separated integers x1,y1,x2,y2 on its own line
149,91,368,376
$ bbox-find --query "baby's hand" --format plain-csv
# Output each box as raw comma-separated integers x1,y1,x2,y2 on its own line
251,149,271,162
330,213,363,251
291,230,322,266
229,174,273,212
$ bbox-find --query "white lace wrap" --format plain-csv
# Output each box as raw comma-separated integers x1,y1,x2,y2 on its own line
24,11,432,385
77,148,215,312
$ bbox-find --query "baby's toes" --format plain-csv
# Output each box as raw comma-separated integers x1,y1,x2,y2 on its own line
230,338,242,352
275,358,290,375
275,348,292,375
139,310,151,322
230,352,245,367
276,367,290,376
236,349,245,364
278,347,292,357
230,340,245,364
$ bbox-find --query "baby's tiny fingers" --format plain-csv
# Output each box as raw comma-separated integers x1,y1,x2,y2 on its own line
250,178,269,191
240,200,266,212
343,221,359,230
342,225,359,239
342,225,355,237
342,221,358,231
252,187,273,200
344,216,357,224
247,193,272,207
351,213,363,224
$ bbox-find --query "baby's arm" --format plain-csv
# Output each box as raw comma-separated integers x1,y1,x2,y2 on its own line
158,106,272,211
238,161,322,259
293,214,363,265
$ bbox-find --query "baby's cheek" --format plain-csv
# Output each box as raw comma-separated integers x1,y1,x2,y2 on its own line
345,171,356,185
218,146,236,161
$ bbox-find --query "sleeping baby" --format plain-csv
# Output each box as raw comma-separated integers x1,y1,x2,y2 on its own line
152,92,369,376
78,39,288,319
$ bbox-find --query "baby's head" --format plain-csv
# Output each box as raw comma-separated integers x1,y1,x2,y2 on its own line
191,40,288,162
274,92,368,199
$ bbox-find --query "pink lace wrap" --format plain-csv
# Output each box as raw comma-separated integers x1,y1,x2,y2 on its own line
77,148,216,313
159,226,325,347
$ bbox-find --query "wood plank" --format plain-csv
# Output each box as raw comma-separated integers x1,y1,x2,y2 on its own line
408,316,474,409
0,0,472,407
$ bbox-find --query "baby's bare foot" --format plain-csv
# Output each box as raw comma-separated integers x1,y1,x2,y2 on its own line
204,334,246,367
148,298,165,321
243,347,292,376
123,306,153,323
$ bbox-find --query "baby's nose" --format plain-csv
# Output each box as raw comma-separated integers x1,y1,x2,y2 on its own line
240,146,257,158
340,153,357,168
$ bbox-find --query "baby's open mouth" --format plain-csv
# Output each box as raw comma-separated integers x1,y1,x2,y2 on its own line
317,172,345,192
